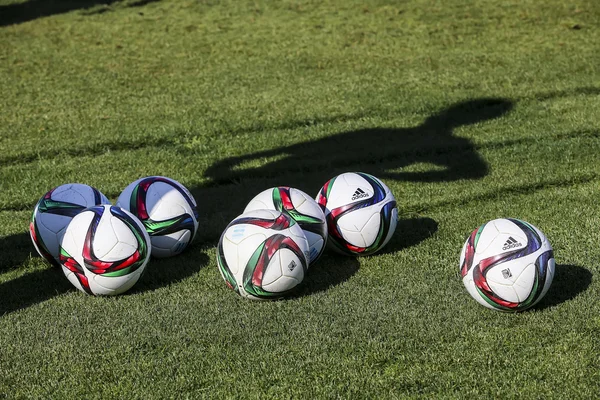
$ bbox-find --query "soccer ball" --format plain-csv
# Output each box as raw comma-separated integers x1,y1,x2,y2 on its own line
316,172,398,256
59,205,151,295
116,176,199,258
459,218,555,312
244,187,327,265
30,183,110,266
216,209,310,300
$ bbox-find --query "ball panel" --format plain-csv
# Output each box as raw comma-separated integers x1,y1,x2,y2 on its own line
338,226,366,248
278,248,305,281
262,275,301,293
261,250,283,287
360,212,382,247
539,257,556,300
288,188,308,209
237,233,268,271
220,235,241,276
473,222,499,256
110,215,138,250
512,263,536,302
91,268,144,296
486,280,519,304
92,214,120,260
146,182,188,220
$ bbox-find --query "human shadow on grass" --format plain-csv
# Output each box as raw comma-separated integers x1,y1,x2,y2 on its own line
0,0,160,27
204,98,513,190
193,98,511,244
534,264,592,310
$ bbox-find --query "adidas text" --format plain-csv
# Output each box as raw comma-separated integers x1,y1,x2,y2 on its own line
351,188,369,201
502,236,522,250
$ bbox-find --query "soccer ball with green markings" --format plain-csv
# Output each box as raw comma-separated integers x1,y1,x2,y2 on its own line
116,176,199,258
459,218,555,312
316,172,398,256
30,183,110,267
216,209,310,300
244,187,327,265
59,205,151,296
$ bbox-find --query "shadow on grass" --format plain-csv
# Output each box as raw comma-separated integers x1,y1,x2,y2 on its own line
0,232,33,273
131,245,210,293
378,217,438,256
0,0,160,27
293,254,360,297
295,217,438,297
0,267,71,316
535,264,592,310
0,242,209,316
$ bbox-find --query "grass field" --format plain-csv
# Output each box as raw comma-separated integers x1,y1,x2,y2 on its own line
1,0,600,398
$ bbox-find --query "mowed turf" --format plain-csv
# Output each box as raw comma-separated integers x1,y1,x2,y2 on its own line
1,0,600,397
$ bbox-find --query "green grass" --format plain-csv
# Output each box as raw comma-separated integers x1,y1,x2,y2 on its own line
1,0,600,397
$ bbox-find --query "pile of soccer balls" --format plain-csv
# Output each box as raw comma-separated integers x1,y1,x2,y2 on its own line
216,172,398,300
29,176,199,295
29,170,556,312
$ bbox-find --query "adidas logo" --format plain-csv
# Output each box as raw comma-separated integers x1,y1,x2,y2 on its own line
351,188,369,201
502,236,522,251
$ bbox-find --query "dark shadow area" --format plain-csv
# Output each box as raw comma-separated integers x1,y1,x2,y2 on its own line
204,98,513,190
0,0,160,27
0,267,71,316
534,264,593,310
0,232,33,273
292,254,360,298
0,235,209,316
131,246,209,293
293,217,438,297
378,217,438,256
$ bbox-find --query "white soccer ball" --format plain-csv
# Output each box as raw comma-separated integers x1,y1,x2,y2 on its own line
459,218,555,312
316,172,398,256
244,187,327,265
59,205,151,296
116,176,199,258
216,209,310,300
30,183,110,266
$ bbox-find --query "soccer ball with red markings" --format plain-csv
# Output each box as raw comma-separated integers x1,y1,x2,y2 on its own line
244,187,327,265
216,209,310,300
459,218,555,312
59,205,151,295
116,176,199,258
30,183,110,267
316,172,397,256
